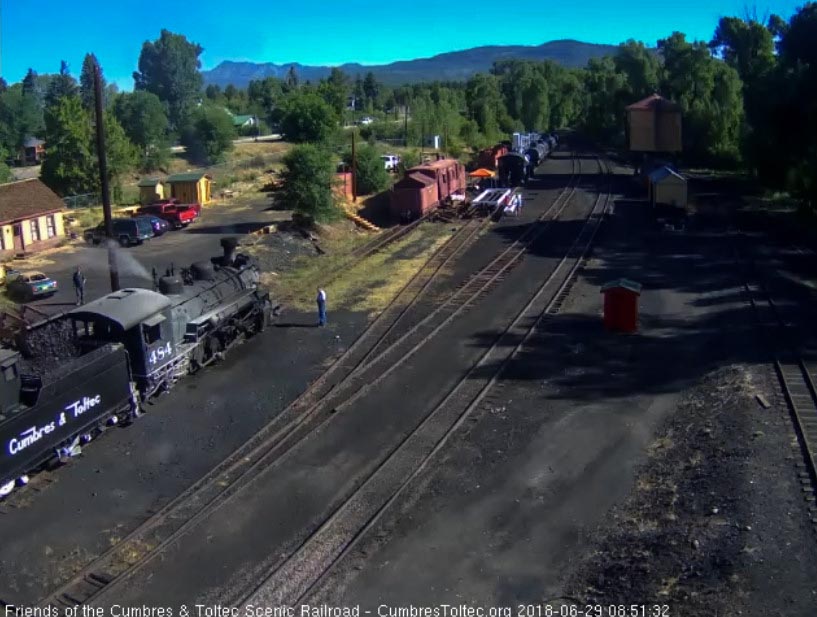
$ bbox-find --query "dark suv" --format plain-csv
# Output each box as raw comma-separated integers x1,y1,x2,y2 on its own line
84,218,155,246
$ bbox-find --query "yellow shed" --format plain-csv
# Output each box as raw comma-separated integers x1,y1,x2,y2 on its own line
648,166,687,208
167,172,213,205
626,94,682,153
138,178,165,204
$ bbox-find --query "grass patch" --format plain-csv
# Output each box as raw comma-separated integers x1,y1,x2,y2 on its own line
267,222,453,313
232,141,291,159
65,207,105,229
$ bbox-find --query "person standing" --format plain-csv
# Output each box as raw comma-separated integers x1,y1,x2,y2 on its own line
316,287,327,327
73,266,86,306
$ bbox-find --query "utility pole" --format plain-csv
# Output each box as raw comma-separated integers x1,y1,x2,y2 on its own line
404,105,408,148
351,128,357,203
93,59,120,292
420,118,425,158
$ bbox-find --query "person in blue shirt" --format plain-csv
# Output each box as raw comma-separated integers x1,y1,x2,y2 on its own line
316,287,327,327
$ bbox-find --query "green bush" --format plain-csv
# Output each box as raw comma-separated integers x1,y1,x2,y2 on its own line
398,149,421,177
343,144,390,195
281,144,340,224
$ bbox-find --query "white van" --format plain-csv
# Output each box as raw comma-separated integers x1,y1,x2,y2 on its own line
381,154,400,171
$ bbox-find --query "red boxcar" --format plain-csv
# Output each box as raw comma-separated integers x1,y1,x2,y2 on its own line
390,172,438,221
410,159,466,202
390,158,466,221
477,144,508,170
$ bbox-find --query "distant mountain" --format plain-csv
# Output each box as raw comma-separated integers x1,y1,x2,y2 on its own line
202,40,618,88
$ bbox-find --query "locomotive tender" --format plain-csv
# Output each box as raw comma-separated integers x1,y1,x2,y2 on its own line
0,238,275,497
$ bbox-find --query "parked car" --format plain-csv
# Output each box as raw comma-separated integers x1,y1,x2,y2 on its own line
138,201,198,229
358,116,374,126
133,214,170,237
153,198,202,219
381,154,400,171
6,271,58,302
84,218,155,246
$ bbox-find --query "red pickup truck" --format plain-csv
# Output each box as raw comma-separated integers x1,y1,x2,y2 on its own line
137,199,200,229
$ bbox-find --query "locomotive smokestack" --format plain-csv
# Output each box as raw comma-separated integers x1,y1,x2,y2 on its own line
221,237,238,266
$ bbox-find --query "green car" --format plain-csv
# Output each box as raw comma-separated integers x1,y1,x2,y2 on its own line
6,271,58,302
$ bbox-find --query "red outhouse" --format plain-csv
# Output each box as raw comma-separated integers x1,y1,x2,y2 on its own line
600,279,642,333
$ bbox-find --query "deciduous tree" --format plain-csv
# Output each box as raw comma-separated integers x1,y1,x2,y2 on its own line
40,95,95,196
279,92,338,143
180,105,235,164
113,90,170,171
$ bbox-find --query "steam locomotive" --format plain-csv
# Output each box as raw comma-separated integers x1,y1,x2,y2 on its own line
0,238,276,498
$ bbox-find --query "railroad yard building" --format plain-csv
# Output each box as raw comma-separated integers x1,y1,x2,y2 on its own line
648,165,688,208
138,178,167,205
0,178,67,255
167,172,213,205
626,94,682,153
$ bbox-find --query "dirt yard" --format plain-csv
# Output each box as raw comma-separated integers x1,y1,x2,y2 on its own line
567,364,817,616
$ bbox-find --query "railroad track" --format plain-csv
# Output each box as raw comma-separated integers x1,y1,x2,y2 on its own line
38,152,583,610
239,156,613,606
736,240,817,531
35,209,482,610
349,213,428,259
320,210,437,287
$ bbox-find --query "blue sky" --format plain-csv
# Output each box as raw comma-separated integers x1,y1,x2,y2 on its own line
0,0,804,90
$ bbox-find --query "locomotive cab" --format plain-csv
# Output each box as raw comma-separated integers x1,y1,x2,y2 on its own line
69,289,176,394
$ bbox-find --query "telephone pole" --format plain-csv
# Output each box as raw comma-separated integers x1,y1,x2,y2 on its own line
93,59,120,292
351,128,357,203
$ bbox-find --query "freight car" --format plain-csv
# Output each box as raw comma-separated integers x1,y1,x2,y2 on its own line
390,158,466,221
0,238,275,498
498,152,530,187
525,141,549,169
477,144,508,170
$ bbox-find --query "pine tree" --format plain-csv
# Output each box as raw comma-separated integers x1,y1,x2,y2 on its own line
79,53,103,112
45,61,78,109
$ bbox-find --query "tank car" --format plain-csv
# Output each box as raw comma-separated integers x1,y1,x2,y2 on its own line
498,152,530,187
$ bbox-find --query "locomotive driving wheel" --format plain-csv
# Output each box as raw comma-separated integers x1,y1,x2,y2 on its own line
254,300,271,333
189,345,206,374
204,334,224,363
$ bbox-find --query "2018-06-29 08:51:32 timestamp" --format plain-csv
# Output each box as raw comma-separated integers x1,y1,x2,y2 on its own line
517,605,670,617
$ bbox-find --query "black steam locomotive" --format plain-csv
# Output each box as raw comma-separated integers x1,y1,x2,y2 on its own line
0,238,276,498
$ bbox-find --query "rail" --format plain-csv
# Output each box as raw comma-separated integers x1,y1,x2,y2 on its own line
38,151,585,610
240,156,613,606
